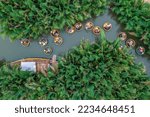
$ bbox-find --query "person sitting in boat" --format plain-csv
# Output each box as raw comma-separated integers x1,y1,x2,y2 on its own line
126,39,135,47
139,47,145,54
136,46,145,55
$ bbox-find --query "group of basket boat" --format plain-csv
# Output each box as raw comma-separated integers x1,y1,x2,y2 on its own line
20,21,145,56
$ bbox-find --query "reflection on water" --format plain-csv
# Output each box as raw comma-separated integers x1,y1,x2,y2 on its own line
0,10,150,75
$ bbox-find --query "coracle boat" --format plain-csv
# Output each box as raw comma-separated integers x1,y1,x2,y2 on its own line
103,22,112,31
92,26,101,35
136,46,145,55
39,38,48,46
85,21,94,30
50,29,60,37
125,39,136,48
118,32,127,41
44,47,53,55
20,39,30,47
54,37,63,45
66,26,76,34
74,22,83,31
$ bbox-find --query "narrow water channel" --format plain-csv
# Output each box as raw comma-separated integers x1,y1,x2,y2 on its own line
0,10,150,75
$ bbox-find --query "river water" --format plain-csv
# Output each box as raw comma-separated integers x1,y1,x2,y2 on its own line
0,10,150,75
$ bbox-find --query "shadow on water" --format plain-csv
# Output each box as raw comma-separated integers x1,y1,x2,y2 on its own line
0,9,150,75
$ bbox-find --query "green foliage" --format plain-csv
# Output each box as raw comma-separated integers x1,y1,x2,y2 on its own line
111,0,150,55
0,30,150,100
0,0,107,40
0,59,6,67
